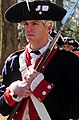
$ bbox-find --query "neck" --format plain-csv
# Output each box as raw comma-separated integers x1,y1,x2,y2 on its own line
30,39,48,51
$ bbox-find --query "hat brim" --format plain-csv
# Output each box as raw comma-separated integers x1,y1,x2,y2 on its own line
4,1,67,23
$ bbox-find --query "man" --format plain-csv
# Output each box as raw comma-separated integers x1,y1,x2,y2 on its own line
0,1,79,120
50,31,79,53
62,37,79,51
50,29,65,48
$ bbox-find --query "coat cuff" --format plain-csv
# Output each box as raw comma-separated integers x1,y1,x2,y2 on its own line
4,89,16,106
33,80,54,102
30,73,44,91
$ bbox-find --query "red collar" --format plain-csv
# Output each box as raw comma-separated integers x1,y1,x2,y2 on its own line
24,47,58,72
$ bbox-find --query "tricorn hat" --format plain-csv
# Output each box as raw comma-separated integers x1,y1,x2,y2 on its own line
50,30,65,46
73,47,79,52
4,1,67,23
63,37,79,47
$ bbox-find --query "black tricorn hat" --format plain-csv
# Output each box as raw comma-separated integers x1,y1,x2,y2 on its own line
50,30,65,46
4,1,67,23
64,37,79,47
73,47,79,51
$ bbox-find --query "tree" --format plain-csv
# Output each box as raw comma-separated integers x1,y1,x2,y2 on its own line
0,0,2,72
0,0,18,74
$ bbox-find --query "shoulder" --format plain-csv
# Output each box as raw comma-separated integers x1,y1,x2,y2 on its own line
2,50,25,75
6,49,24,60
56,48,79,63
5,49,24,64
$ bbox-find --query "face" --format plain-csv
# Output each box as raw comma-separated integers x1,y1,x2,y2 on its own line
62,44,74,51
74,51,79,57
22,20,51,50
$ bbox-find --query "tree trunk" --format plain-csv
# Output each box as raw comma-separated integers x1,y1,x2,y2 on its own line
0,0,2,70
0,0,18,74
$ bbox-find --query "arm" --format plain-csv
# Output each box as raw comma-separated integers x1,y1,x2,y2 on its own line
0,61,15,116
0,53,22,116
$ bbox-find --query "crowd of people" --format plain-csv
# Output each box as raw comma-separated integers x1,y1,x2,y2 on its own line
50,30,79,57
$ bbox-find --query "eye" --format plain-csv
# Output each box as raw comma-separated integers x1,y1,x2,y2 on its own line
32,22,39,25
23,22,28,26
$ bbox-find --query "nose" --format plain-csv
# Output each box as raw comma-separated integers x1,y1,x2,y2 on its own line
25,24,33,32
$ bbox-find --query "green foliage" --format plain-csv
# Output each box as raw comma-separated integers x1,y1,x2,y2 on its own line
63,20,79,41
63,0,79,41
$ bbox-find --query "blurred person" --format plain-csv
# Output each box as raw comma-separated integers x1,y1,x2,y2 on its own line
73,47,79,57
62,37,79,51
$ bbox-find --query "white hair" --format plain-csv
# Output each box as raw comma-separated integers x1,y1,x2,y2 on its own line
42,20,53,27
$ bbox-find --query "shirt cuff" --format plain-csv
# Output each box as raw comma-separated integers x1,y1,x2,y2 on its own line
32,80,54,102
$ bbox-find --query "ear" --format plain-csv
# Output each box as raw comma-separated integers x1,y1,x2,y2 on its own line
47,22,53,33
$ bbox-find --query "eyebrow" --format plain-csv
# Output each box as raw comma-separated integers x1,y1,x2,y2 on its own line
22,20,43,23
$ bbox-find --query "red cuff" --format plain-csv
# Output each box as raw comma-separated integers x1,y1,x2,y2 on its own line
4,89,16,106
33,80,54,102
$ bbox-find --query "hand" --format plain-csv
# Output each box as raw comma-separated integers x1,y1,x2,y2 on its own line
7,80,31,99
26,70,41,85
7,71,43,99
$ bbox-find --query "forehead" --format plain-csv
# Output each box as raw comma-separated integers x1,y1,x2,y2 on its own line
22,20,44,23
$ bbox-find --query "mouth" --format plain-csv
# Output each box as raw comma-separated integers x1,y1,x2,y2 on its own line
27,34,35,37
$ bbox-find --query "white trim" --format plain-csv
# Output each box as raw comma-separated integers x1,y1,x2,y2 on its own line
30,94,51,120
